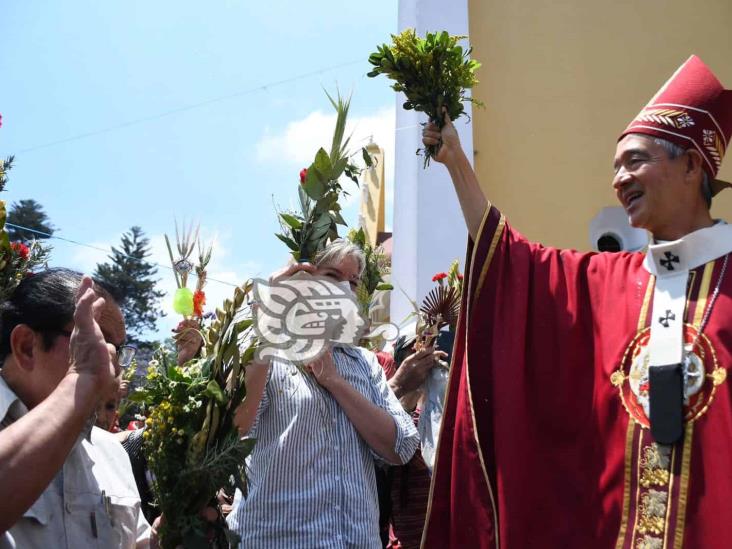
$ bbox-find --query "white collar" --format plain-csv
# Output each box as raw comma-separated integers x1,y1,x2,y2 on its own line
644,220,732,276
0,374,94,441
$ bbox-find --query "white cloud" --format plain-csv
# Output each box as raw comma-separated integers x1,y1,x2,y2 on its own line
256,104,396,230
69,241,114,274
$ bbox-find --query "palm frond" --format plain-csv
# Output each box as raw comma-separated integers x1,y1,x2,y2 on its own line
325,88,352,164
420,285,460,327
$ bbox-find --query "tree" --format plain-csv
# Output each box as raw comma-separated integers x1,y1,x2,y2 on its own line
0,156,15,192
7,199,56,243
95,226,165,344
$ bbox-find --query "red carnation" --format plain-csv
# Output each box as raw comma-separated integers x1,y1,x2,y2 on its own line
11,242,30,261
299,168,308,185
193,289,206,318
457,274,464,280
432,272,448,282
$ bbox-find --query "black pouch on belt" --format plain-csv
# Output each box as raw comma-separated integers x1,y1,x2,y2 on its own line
649,363,684,445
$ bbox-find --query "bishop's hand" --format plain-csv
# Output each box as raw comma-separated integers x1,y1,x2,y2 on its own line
422,111,463,167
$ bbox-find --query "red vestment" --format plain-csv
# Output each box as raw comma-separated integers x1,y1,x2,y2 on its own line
422,205,732,548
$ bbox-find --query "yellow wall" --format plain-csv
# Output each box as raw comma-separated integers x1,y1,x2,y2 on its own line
468,0,732,250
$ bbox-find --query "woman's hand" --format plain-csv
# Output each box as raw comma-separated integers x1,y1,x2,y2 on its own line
306,349,342,391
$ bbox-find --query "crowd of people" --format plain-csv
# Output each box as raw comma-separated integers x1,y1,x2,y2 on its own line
0,249,447,549
2,54,732,549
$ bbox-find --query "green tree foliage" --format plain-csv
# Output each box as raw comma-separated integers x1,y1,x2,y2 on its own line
95,226,165,344
0,156,15,192
7,198,56,243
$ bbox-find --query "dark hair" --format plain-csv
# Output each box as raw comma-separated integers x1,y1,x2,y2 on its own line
0,268,116,364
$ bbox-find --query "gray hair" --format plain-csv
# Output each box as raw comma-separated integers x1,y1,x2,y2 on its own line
313,238,366,277
648,135,712,208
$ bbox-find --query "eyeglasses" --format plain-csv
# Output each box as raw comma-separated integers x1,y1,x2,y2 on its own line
54,329,137,369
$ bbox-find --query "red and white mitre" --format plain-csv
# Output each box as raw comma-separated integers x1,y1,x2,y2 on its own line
620,55,732,195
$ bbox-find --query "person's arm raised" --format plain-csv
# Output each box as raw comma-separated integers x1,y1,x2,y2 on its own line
232,262,318,435
0,276,117,533
422,112,488,241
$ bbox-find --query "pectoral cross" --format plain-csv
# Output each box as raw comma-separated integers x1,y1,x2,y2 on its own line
658,310,676,328
660,251,680,271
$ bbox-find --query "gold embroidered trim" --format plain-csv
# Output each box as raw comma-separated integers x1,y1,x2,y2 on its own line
693,261,715,328
639,277,656,331
637,489,669,535
630,433,644,548
673,424,694,548
702,129,725,170
636,536,664,549
637,108,695,129
616,278,656,548
639,445,671,488
615,421,637,549
463,209,505,549
421,204,500,549
474,215,506,305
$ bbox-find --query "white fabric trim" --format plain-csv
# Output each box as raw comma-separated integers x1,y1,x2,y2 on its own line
643,221,732,368
643,222,732,276
647,272,687,365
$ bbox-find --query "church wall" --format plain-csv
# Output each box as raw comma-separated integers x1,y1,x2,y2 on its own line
468,0,732,250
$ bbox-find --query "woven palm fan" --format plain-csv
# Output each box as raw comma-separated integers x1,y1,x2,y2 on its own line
420,285,460,332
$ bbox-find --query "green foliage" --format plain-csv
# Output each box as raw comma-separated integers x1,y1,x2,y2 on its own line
0,162,53,301
94,226,165,345
133,282,257,548
0,201,51,302
7,198,56,243
347,227,391,317
368,29,483,166
0,156,14,193
276,90,373,262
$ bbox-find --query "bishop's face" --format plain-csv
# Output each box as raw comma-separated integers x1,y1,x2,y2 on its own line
612,134,690,237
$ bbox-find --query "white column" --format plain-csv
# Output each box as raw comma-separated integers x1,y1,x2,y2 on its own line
391,0,473,327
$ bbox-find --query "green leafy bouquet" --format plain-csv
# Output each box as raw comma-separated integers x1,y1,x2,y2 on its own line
131,284,257,548
347,227,392,318
367,29,482,166
276,91,373,262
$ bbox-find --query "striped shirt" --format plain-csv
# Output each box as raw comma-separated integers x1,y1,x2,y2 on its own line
227,346,419,548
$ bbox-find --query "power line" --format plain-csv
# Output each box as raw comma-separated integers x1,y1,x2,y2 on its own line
6,222,241,288
16,58,366,155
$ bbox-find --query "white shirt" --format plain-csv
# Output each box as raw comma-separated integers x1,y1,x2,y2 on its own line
227,346,419,549
0,376,150,548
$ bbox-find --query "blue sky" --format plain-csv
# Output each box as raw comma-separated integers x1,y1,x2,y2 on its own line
1,1,397,335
